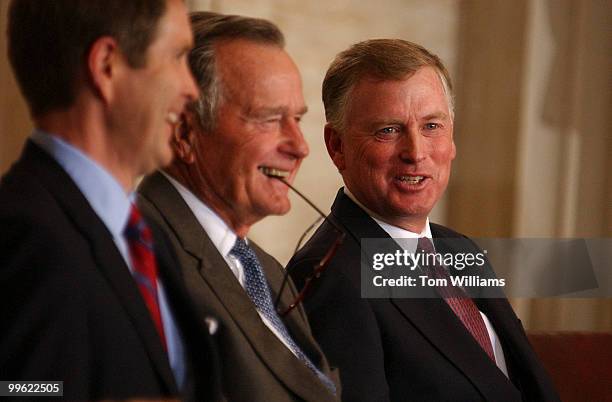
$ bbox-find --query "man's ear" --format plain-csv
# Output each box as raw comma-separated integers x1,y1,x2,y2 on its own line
324,124,346,171
171,113,197,164
87,36,121,104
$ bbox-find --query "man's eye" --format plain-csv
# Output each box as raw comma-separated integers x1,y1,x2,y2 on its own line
424,123,440,130
377,126,399,135
262,116,282,124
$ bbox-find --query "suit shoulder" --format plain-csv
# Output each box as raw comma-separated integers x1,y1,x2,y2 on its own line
1,173,82,253
136,192,184,252
288,221,340,267
1,162,49,211
136,191,169,229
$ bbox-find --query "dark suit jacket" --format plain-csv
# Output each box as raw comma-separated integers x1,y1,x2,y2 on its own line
286,189,559,402
137,172,340,402
0,141,221,401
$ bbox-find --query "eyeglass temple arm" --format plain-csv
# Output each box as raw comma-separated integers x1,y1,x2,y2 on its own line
280,232,345,316
271,177,346,310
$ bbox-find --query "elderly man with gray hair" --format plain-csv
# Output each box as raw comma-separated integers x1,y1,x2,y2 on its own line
287,39,559,401
137,11,340,402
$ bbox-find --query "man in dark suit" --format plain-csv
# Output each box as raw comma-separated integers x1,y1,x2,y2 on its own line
0,1,220,400
138,12,339,402
287,39,559,401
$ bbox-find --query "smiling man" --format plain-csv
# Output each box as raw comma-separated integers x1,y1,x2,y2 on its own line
1,0,220,401
287,39,559,401
137,12,339,402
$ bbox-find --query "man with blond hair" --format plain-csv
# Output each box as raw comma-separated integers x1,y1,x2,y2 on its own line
287,39,559,402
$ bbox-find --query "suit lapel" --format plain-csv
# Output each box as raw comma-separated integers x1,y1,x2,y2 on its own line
139,172,334,402
24,142,177,392
331,189,520,400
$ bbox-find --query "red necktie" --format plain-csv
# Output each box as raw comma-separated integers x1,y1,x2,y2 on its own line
418,237,495,362
124,203,167,349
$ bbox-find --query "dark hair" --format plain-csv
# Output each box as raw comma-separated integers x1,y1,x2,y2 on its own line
8,0,167,116
187,11,285,131
323,39,454,130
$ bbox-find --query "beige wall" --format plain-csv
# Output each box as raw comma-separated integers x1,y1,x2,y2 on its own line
449,0,612,331
0,0,31,173
2,0,610,330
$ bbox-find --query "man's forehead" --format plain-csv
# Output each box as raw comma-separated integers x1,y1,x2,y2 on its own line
215,45,303,107
353,67,442,91
346,70,450,117
215,39,284,60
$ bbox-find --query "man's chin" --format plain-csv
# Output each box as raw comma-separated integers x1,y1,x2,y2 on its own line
262,198,291,217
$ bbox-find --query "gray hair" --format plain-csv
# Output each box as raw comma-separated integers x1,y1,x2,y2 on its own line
322,39,454,131
188,11,285,131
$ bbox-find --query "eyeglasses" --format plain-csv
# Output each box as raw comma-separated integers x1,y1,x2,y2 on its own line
271,178,346,317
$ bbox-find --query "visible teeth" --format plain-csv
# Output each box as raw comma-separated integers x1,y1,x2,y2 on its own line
259,166,290,178
166,112,179,125
398,175,424,184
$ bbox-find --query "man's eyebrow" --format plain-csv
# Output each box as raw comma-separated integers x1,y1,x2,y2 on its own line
422,112,449,120
365,119,406,130
245,106,283,116
247,105,309,116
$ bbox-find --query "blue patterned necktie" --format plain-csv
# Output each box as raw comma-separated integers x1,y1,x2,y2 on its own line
230,238,336,394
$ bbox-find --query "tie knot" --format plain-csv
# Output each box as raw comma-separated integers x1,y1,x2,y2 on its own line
230,237,251,259
125,204,153,247
417,237,435,254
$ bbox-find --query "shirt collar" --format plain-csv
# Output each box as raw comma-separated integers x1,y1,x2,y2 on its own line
343,187,432,240
30,130,131,238
161,171,238,257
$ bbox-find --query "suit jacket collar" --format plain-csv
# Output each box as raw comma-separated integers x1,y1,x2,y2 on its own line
20,141,178,393
139,172,337,402
330,188,520,401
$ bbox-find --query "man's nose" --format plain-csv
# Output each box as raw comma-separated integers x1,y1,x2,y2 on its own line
398,128,425,163
280,118,309,160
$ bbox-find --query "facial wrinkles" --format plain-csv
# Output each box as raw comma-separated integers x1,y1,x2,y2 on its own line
193,101,267,228
340,68,455,229
194,42,305,232
199,75,249,225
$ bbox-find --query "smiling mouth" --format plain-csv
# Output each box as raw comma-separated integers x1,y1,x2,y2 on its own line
258,166,290,178
397,175,425,184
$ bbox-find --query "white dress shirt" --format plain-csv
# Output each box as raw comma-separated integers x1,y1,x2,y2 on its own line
344,188,508,376
162,172,299,357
